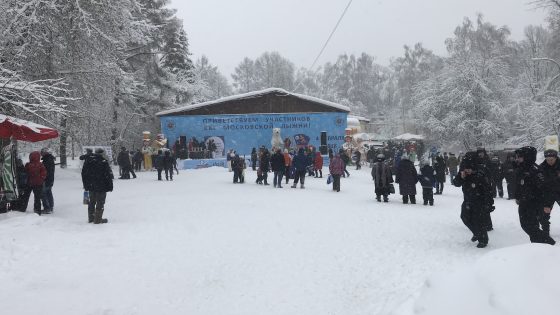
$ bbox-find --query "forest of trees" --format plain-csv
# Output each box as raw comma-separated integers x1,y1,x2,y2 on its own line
1,0,560,165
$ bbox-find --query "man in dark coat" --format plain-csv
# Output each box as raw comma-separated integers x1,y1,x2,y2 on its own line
270,148,285,188
395,155,418,204
155,150,164,181
117,146,136,179
433,153,446,194
354,150,362,170
488,156,504,198
503,153,517,200
162,150,174,181
260,148,271,185
231,154,244,183
40,148,55,213
371,154,393,202
82,148,113,224
540,149,560,236
291,148,308,189
133,149,143,172
339,149,351,177
514,146,555,245
452,151,494,248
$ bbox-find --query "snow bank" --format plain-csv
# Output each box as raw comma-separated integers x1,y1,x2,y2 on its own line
392,244,560,315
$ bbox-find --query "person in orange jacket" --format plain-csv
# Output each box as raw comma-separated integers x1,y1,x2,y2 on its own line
314,151,323,178
283,149,292,185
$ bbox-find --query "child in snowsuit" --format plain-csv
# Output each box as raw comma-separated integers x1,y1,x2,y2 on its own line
418,161,435,206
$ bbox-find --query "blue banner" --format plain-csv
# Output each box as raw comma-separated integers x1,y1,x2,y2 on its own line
161,113,347,156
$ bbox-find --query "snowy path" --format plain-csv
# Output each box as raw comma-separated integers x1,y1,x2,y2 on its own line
0,165,548,315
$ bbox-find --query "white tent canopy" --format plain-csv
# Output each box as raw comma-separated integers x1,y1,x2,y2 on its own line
393,133,424,140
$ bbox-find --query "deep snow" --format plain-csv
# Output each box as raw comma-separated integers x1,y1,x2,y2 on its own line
1,163,558,315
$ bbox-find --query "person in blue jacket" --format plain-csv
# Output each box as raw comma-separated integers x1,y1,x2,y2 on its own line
291,148,308,189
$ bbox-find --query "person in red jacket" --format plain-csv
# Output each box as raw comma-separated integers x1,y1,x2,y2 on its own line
25,151,47,215
314,152,323,178
329,153,345,192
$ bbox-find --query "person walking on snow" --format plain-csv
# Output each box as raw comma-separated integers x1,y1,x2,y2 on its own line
418,161,435,206
452,152,494,248
395,155,418,204
514,146,555,245
540,149,560,237
371,154,393,202
81,148,113,224
329,152,345,192
291,148,308,189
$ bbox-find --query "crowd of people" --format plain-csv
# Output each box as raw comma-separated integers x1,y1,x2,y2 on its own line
11,148,56,216
116,146,179,181
226,142,559,250
5,140,558,247
227,146,352,191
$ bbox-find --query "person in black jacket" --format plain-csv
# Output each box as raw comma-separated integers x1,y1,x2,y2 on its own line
231,154,245,183
251,148,258,171
371,154,393,202
488,155,504,198
515,146,555,245
540,149,560,236
270,148,285,188
162,150,174,181
117,146,136,179
133,149,143,172
40,148,55,213
418,161,435,206
155,150,164,181
452,151,494,248
354,150,362,170
260,148,271,185
82,148,113,224
340,149,350,177
395,155,417,204
503,153,517,200
433,153,446,194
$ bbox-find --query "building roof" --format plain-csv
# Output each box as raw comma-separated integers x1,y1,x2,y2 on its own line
156,88,351,116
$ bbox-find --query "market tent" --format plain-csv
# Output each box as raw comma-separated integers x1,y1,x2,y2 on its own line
393,133,424,141
0,114,59,142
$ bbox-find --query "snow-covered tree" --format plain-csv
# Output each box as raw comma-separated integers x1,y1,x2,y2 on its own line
414,15,514,150
231,57,257,93
195,55,232,101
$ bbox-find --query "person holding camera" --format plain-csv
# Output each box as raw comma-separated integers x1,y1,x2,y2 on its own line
452,151,494,248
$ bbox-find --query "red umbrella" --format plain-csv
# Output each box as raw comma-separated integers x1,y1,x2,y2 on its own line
0,114,59,142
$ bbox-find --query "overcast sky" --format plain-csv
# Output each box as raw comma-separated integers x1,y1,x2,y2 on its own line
170,0,548,79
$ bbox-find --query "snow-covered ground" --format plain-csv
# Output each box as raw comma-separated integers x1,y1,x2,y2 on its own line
1,163,558,315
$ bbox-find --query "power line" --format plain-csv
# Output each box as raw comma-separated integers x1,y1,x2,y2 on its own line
293,0,354,92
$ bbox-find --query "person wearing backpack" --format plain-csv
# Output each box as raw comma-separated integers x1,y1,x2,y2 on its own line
25,151,47,215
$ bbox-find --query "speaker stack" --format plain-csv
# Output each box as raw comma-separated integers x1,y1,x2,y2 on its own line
319,131,328,154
